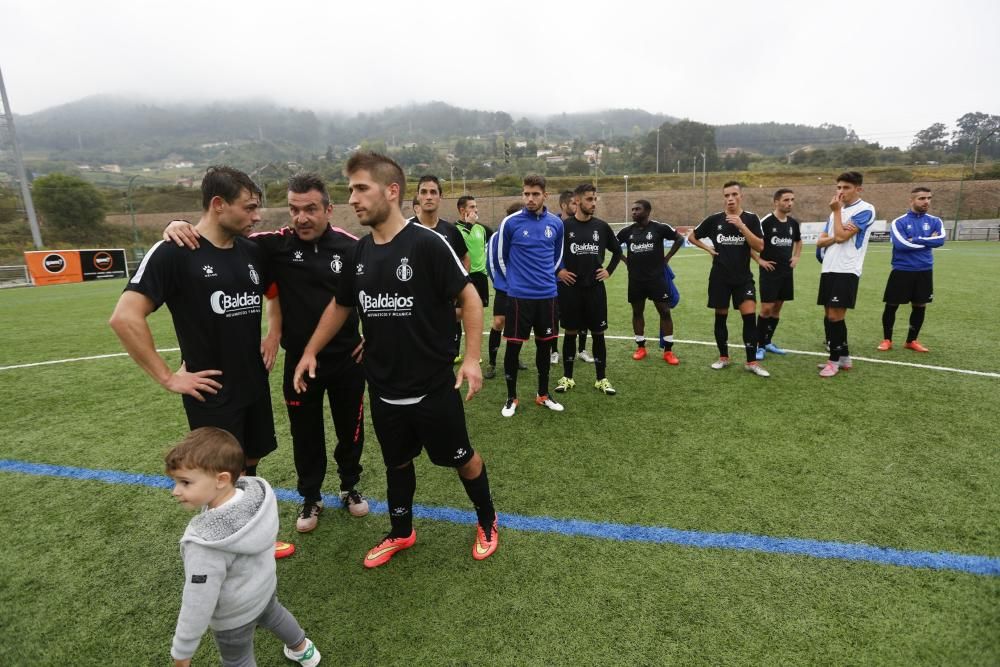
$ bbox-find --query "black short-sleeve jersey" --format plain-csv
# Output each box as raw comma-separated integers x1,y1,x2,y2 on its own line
337,223,470,399
694,211,763,279
407,217,468,261
251,226,362,359
616,220,680,282
758,213,801,267
124,237,269,410
561,216,623,288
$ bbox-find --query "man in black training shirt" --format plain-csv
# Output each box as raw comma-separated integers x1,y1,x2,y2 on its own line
751,188,802,359
555,183,622,395
616,199,684,365
110,166,276,473
688,181,770,377
293,152,498,568
408,174,469,359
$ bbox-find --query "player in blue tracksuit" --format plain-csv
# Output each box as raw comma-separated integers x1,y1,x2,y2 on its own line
878,187,945,352
495,175,564,417
483,205,527,379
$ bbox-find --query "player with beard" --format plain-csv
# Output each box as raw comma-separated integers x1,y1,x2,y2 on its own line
110,167,277,474
616,199,684,365
688,181,770,377
293,152,498,567
496,175,565,417
751,188,802,360
555,189,590,364
554,183,622,395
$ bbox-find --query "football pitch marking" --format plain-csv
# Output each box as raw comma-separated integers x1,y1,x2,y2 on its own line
1,458,997,578
2,340,997,379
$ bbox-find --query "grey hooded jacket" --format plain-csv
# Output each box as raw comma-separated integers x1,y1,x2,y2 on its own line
170,476,278,660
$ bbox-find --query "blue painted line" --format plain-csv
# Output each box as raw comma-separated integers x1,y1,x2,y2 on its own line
3,458,998,577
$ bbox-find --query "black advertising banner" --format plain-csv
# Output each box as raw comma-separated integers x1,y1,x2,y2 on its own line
79,249,128,280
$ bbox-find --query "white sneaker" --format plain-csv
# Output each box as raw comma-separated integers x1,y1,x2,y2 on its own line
744,362,770,378
710,357,731,370
284,638,321,667
501,398,518,417
550,351,560,365
577,350,595,363
535,394,564,412
295,500,323,533
339,490,369,517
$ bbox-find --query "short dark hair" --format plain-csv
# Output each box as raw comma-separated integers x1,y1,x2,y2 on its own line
505,202,522,216
417,175,442,195
911,186,931,194
201,166,261,211
457,195,475,211
288,172,330,207
773,188,794,201
165,427,244,481
634,199,652,214
573,183,596,197
837,171,864,186
558,190,575,207
345,151,407,203
523,174,546,191
723,180,742,190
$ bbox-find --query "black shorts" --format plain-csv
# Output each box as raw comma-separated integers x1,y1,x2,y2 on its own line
817,272,860,309
558,282,608,332
470,272,489,306
185,392,278,460
758,268,795,303
368,383,474,469
492,288,508,318
504,296,559,342
883,269,933,304
707,270,756,309
628,276,672,304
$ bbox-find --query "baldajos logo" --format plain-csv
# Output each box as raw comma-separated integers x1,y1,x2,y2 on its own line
210,291,261,316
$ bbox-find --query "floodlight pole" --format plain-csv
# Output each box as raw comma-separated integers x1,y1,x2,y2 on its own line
0,66,42,248
126,175,140,245
655,129,660,174
972,128,998,179
623,175,629,222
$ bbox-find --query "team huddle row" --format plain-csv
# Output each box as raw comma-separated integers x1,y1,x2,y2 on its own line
108,155,944,666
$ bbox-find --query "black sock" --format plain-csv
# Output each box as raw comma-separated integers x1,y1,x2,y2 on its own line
578,330,588,353
756,316,769,351
829,320,847,362
536,341,551,396
742,313,757,363
907,307,925,343
562,333,577,378
386,463,416,538
460,465,496,535
714,313,729,357
842,320,850,358
504,340,522,399
592,333,607,380
488,328,502,366
882,304,898,341
768,317,779,345
824,316,832,347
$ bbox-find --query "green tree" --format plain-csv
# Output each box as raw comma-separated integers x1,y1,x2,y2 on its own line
909,122,949,151
32,173,107,241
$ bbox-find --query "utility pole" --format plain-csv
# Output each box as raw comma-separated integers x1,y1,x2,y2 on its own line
655,128,660,174
0,66,42,248
972,128,999,178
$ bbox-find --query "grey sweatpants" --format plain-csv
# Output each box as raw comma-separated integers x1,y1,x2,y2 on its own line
212,594,306,667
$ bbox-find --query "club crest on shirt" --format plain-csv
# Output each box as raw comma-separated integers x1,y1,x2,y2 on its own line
293,250,304,262
395,257,413,282
646,231,652,240
330,255,343,273
717,224,724,231
544,226,554,239
592,230,599,242
248,264,260,285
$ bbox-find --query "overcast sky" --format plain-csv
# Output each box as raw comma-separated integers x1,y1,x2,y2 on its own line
2,0,997,147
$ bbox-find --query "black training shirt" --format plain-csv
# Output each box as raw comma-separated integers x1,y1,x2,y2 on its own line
337,223,470,399
560,216,623,288
616,220,680,282
693,211,763,279
407,217,468,263
757,213,801,268
124,237,269,410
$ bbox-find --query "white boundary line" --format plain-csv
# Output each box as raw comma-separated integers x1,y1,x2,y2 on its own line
2,339,997,379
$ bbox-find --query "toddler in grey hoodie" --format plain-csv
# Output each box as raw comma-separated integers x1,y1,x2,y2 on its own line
165,427,320,667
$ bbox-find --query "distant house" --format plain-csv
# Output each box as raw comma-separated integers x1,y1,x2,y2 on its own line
175,177,195,188
514,141,527,149
100,164,122,173
536,149,553,158
545,156,566,164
